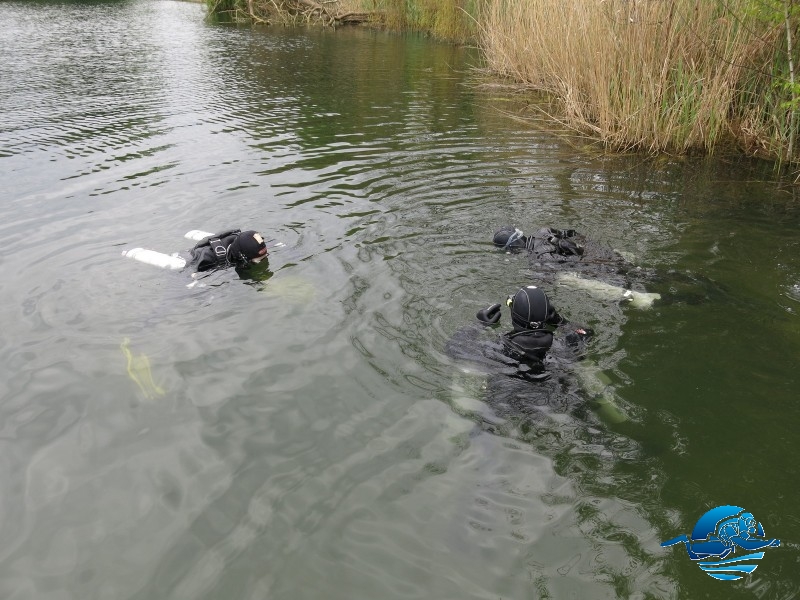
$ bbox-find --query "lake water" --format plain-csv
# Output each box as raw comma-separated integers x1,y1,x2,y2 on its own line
2,1,799,598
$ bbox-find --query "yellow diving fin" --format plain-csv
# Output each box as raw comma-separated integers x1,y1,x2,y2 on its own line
120,338,165,399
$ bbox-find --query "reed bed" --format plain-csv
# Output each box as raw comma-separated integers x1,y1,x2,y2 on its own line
207,0,800,162
477,0,795,158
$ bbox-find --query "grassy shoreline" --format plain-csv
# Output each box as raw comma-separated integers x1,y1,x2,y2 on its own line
207,0,800,169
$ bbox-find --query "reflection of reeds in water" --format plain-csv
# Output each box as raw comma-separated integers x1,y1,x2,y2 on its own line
477,0,797,160
207,0,379,26
375,0,478,42
208,0,477,41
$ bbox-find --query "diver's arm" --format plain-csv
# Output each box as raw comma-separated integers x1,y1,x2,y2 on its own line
476,303,502,325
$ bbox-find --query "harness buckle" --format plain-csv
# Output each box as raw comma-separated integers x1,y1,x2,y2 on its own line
209,238,226,258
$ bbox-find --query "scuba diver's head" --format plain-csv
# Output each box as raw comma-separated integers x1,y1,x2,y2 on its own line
230,231,268,265
493,226,528,251
507,285,553,331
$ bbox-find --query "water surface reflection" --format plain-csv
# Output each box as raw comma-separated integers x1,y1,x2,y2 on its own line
1,1,799,599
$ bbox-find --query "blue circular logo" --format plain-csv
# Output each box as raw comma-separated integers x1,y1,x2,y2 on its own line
661,505,780,581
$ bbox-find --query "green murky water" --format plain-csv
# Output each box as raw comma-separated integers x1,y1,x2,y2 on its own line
2,1,799,598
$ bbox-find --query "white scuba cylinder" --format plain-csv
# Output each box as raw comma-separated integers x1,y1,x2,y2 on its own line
184,230,215,241
122,248,187,270
556,272,660,309
121,230,210,270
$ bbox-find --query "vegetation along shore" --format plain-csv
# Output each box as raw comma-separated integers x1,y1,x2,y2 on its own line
207,0,800,170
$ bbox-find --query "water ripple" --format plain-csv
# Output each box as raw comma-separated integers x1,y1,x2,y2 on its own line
3,2,798,599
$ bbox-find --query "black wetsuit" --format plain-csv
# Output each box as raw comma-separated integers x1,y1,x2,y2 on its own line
444,320,600,448
444,278,601,443
188,230,249,273
446,320,589,384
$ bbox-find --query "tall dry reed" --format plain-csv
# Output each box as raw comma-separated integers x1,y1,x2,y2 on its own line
478,0,788,156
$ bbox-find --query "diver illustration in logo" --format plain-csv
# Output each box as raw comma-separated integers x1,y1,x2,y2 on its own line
661,505,780,580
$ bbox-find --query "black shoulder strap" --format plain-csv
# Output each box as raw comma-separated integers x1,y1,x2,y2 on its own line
192,229,242,251
208,237,228,261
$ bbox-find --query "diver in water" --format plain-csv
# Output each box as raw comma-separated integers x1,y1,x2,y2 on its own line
187,229,268,273
121,228,275,287
447,285,592,383
491,224,667,309
443,283,636,448
493,225,585,258
446,283,632,440
493,223,733,309
491,224,640,272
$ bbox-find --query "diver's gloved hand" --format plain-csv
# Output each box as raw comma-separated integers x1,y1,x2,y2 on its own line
565,327,594,348
476,303,502,325
565,326,593,348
